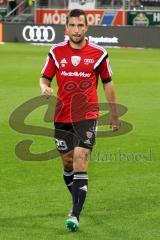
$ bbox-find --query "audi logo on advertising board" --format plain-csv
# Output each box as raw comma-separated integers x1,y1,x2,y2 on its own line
22,25,56,43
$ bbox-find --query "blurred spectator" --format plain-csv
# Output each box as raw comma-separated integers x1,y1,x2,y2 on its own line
39,0,48,7
97,0,123,8
130,0,141,9
140,0,160,7
38,0,68,8
98,0,111,7
114,0,123,7
0,0,7,6
8,0,17,15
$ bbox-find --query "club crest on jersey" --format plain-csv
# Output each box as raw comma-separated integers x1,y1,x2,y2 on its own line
71,56,81,66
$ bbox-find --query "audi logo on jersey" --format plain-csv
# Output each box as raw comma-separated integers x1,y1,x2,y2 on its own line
84,58,94,64
22,26,56,43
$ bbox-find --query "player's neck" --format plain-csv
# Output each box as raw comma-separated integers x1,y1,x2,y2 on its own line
69,39,87,49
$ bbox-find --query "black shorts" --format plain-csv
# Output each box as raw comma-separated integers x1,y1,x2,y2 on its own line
54,119,98,153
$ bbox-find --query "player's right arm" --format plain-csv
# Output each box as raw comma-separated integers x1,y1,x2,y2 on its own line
40,77,53,97
40,51,56,97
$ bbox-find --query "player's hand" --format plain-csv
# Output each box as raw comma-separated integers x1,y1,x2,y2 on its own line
110,118,121,132
41,86,53,98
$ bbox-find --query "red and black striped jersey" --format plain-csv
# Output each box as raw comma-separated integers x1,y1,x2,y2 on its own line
41,40,112,123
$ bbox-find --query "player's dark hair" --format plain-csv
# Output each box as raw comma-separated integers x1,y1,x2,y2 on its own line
66,9,88,26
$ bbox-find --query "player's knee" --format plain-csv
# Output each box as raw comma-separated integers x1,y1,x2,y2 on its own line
73,147,90,171
74,162,87,171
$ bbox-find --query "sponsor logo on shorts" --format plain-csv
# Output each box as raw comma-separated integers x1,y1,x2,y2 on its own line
86,131,93,139
84,139,91,145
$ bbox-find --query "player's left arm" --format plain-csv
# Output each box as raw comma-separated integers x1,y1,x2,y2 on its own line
96,53,120,131
103,81,120,131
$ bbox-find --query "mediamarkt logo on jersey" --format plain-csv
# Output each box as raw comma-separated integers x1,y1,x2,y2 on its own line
61,71,91,77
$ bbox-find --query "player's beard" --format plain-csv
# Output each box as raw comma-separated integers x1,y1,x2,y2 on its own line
69,34,85,45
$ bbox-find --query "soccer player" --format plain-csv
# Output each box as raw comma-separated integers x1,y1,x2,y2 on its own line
40,9,120,231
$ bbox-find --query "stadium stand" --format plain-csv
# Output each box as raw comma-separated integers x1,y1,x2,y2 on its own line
1,0,160,24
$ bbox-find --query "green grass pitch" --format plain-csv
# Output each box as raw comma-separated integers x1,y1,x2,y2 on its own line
0,43,160,240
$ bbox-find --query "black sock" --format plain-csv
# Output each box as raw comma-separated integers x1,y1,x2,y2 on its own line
72,172,88,220
63,169,74,194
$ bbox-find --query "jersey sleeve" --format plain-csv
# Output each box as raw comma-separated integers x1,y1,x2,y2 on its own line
41,53,56,81
96,55,112,84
